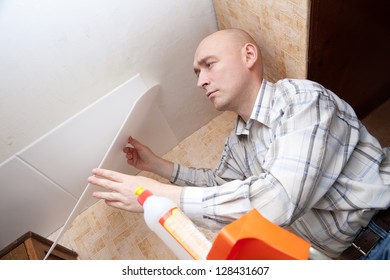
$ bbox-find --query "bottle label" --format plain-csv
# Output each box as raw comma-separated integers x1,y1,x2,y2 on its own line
159,207,211,260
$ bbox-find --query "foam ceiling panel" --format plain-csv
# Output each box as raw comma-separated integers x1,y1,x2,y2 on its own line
0,73,179,253
44,82,179,258
17,74,148,198
0,157,76,249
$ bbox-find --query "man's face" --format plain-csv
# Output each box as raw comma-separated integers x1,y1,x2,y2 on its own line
193,33,249,112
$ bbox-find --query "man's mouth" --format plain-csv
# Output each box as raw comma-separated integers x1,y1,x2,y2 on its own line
207,90,217,98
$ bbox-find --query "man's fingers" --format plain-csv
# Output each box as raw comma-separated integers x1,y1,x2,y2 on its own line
88,169,124,192
128,136,143,149
92,168,122,182
92,190,121,201
88,177,118,192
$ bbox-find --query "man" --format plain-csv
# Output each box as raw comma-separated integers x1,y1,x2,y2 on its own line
88,29,390,259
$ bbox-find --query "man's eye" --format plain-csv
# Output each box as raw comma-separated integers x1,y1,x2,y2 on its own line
207,62,215,68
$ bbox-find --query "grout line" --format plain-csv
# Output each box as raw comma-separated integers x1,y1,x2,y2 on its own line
16,155,79,200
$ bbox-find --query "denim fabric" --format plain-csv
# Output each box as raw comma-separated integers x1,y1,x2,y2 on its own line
360,220,390,260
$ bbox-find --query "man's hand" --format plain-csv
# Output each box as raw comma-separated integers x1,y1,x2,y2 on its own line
88,168,182,212
123,136,158,172
123,136,174,180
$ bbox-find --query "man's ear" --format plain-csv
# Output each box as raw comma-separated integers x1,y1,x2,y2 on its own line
242,43,258,68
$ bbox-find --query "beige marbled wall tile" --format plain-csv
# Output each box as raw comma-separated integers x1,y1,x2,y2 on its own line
213,0,310,81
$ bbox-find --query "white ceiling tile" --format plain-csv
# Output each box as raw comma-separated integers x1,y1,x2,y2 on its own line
44,84,180,257
17,74,147,198
0,157,76,250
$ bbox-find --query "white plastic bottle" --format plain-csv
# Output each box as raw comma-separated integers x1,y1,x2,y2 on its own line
135,187,212,260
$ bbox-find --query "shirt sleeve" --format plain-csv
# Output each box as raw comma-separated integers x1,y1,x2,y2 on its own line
179,84,361,230
170,135,247,187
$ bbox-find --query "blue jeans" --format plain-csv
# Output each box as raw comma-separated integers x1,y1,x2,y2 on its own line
360,219,390,260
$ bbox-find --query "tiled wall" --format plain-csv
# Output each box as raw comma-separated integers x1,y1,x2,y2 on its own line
213,0,310,81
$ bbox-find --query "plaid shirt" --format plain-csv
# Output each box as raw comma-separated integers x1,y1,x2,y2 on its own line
171,79,390,258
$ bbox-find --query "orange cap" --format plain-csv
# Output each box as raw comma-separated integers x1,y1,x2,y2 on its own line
135,187,153,206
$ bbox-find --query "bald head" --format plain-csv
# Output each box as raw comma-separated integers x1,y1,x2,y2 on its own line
193,29,264,121
216,29,260,51
194,28,263,76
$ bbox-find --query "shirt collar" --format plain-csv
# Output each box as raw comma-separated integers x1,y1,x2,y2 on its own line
235,79,274,136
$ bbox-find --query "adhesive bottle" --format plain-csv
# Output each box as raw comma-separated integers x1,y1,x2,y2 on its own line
135,187,212,260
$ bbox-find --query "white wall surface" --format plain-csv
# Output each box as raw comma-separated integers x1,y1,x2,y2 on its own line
0,0,219,249
0,0,219,163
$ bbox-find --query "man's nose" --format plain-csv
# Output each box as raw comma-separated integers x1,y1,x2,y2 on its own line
197,71,209,89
